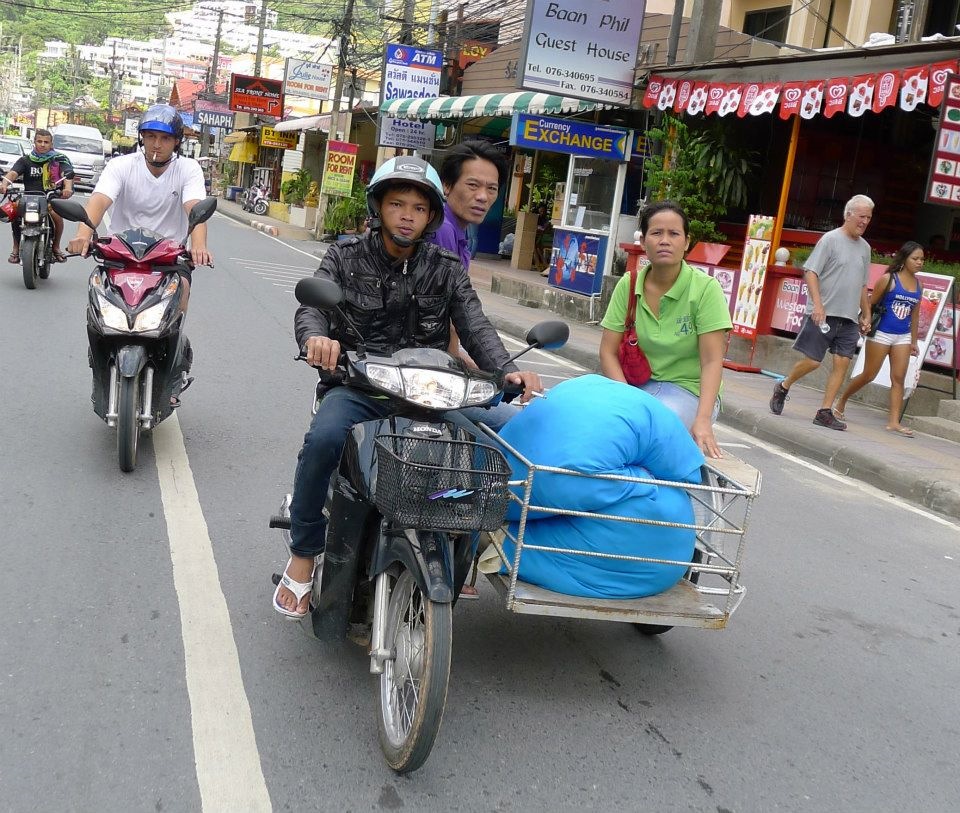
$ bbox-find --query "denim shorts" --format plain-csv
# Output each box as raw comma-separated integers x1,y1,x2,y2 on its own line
793,315,860,361
637,379,719,430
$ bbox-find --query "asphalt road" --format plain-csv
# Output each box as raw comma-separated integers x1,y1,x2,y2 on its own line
0,213,958,812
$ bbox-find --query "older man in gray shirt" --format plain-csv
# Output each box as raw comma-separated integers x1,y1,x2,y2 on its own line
769,194,874,430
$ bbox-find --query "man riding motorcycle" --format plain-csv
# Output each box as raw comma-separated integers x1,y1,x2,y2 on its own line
274,156,542,618
0,129,75,264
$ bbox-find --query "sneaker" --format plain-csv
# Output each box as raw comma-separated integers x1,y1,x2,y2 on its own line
813,408,847,430
769,381,789,415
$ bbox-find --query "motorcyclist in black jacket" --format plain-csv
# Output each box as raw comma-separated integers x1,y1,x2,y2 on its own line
275,156,542,619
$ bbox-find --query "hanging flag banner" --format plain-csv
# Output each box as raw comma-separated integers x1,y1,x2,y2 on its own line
642,59,960,119
518,0,647,107
925,72,960,208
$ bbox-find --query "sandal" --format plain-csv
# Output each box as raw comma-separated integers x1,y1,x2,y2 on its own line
885,425,915,438
7,251,19,264
273,557,319,620
832,407,845,421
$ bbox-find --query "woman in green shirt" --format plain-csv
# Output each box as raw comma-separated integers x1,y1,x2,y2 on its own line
599,201,732,458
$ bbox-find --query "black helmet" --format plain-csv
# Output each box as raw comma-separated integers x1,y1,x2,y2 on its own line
366,156,445,236
139,104,184,144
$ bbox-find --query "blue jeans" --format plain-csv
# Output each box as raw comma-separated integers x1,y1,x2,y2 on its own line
288,387,518,557
637,379,719,430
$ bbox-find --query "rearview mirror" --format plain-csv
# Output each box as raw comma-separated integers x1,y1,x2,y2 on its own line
187,197,217,233
295,276,344,310
525,320,569,351
50,198,95,229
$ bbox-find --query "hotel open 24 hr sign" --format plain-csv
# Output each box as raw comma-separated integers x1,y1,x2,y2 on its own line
519,0,646,106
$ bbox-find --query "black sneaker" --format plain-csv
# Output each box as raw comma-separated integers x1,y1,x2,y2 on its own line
813,408,847,430
769,381,789,415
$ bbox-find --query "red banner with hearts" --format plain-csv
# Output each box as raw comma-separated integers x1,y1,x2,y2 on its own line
779,82,805,119
704,84,727,116
928,60,960,107
823,78,848,118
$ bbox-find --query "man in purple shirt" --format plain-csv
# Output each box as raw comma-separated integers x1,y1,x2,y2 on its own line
432,140,509,270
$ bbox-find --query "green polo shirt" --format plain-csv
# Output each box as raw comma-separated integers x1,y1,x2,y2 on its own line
601,261,732,397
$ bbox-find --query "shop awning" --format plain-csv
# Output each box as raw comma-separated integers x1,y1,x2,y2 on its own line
223,129,256,144
273,114,330,133
380,91,606,121
228,140,258,163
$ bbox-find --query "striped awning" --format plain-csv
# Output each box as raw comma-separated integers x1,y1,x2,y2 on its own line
380,91,606,121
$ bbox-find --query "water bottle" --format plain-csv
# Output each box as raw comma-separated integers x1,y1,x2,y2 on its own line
819,321,830,334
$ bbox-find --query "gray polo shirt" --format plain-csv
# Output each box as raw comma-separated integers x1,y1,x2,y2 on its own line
803,227,870,321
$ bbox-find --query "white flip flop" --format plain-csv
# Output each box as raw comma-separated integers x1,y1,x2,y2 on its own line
273,558,318,620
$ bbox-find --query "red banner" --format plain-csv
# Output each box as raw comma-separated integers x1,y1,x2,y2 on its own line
928,60,960,107
686,82,709,115
704,84,726,116
738,83,762,118
674,79,695,113
823,78,848,118
800,80,825,119
642,77,663,109
873,69,900,112
717,85,742,117
656,79,678,111
748,83,781,116
847,74,875,117
779,82,804,119
900,65,928,110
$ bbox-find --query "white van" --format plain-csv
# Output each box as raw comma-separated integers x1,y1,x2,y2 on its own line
50,123,107,189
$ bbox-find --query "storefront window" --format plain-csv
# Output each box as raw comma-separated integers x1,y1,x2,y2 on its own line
562,156,618,232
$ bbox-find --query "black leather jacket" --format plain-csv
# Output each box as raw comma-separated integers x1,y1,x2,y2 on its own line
294,231,517,374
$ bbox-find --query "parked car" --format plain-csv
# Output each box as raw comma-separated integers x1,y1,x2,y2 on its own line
0,136,26,174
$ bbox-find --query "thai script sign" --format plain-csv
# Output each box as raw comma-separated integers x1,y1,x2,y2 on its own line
381,44,443,102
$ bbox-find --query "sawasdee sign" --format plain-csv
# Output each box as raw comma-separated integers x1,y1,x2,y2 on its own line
381,44,443,102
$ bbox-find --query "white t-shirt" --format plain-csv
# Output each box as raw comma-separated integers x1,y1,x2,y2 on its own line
94,151,207,244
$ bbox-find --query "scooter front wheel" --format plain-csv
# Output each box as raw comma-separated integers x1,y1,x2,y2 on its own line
117,373,142,472
20,237,39,289
377,569,452,773
253,200,268,215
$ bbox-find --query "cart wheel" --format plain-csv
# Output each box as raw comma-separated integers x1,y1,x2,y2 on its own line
633,548,704,637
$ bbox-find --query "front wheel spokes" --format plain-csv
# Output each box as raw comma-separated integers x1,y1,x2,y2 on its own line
389,586,426,737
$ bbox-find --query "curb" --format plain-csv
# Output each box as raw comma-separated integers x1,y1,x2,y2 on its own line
251,221,280,237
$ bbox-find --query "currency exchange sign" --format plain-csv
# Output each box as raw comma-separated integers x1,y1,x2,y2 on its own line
518,0,646,106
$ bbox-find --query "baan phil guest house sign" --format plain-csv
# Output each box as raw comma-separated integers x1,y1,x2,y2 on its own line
519,0,645,107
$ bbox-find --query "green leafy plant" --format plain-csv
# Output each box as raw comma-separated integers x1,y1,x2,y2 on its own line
643,115,757,247
323,179,367,234
281,168,312,207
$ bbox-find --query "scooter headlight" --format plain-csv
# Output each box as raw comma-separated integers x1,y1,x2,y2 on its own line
133,300,171,332
23,210,40,223
96,293,129,331
367,364,485,409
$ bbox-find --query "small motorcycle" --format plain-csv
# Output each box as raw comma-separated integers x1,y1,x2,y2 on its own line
241,182,269,216
51,196,217,472
271,276,569,774
0,182,64,290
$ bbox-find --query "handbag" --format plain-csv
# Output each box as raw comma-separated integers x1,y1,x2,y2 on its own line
867,273,895,337
617,266,652,386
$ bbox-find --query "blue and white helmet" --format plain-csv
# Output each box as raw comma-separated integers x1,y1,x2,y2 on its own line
366,156,445,235
138,104,184,146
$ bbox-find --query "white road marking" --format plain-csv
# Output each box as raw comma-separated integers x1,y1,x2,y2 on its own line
499,334,588,371
153,415,272,811
718,424,960,531
216,212,322,260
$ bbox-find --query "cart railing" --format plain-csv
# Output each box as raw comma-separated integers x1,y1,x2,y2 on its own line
477,425,762,628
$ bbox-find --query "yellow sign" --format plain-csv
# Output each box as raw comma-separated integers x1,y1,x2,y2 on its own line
259,127,298,149
320,140,358,197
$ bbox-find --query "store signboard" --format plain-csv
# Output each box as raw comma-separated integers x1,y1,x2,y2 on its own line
377,115,436,150
260,127,298,149
283,58,333,101
320,140,358,197
925,73,960,207
229,73,284,117
381,44,443,103
124,117,140,138
518,0,644,107
195,100,235,130
509,113,631,161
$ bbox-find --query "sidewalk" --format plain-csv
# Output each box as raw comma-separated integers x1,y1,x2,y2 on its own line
216,199,960,522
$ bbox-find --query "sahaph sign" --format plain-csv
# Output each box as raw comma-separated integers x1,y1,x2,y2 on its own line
518,0,645,106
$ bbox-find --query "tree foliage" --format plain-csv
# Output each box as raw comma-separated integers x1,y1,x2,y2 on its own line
643,115,758,247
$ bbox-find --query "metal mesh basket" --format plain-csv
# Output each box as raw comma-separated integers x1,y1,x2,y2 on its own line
373,434,511,531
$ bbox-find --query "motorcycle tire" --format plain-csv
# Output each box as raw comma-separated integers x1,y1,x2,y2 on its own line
253,200,268,216
38,234,52,280
20,237,39,290
377,568,452,774
117,373,142,473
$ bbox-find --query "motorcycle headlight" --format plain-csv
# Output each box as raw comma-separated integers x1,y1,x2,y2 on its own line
96,293,129,331
133,300,171,332
367,364,484,409
464,379,497,406
23,211,40,223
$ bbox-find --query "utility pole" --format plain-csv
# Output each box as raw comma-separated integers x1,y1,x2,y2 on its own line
684,0,721,64
254,0,268,77
315,0,356,238
200,8,225,158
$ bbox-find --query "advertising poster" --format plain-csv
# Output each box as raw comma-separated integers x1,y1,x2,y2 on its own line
548,229,606,295
925,73,960,207
850,273,954,395
283,58,333,101
695,266,741,318
769,276,809,333
731,215,775,339
381,44,443,103
229,73,284,117
926,301,958,371
320,140,358,197
518,0,645,106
